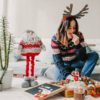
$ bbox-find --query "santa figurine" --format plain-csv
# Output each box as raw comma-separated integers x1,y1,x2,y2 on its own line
18,30,46,88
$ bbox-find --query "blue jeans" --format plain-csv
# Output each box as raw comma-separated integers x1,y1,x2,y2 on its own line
54,52,99,81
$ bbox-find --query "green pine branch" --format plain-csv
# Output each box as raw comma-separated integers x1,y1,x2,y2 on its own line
6,34,11,69
0,45,3,70
0,16,14,84
0,69,7,84
2,17,7,69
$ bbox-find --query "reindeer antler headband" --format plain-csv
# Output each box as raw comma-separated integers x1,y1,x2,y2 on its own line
62,4,89,22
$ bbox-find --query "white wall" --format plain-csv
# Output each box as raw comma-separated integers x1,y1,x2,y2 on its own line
6,0,100,39
0,0,3,19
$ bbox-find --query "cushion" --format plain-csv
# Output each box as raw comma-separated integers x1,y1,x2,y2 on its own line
85,45,100,65
92,64,100,74
86,46,92,53
86,46,100,65
44,65,55,80
35,40,54,65
90,74,100,81
96,52,100,65
20,55,26,60
2,49,21,62
10,49,21,62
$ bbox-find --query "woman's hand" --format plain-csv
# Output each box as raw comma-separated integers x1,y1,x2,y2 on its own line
72,34,79,45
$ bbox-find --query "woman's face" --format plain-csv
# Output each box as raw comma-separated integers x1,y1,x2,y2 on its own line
66,20,76,40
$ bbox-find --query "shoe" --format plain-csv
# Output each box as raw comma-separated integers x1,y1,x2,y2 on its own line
21,76,31,88
30,80,38,87
24,76,30,81
30,76,35,81
21,80,30,88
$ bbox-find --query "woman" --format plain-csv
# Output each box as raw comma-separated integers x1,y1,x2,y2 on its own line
51,4,99,81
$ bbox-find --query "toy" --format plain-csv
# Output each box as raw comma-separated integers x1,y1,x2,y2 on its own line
18,30,46,88
70,71,81,83
87,81,100,98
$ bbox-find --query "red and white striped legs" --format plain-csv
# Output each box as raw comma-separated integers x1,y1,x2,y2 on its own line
31,56,35,76
25,56,35,77
25,56,30,77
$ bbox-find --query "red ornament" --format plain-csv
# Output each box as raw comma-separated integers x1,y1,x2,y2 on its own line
43,94,48,97
97,93,100,96
90,93,93,96
91,87,93,89
74,77,78,81
37,93,41,95
62,82,64,86
76,72,79,76
72,72,75,75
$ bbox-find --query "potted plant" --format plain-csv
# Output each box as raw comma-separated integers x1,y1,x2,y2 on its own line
0,17,14,91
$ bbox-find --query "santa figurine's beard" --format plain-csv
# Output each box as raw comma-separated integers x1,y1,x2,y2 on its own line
22,32,40,44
